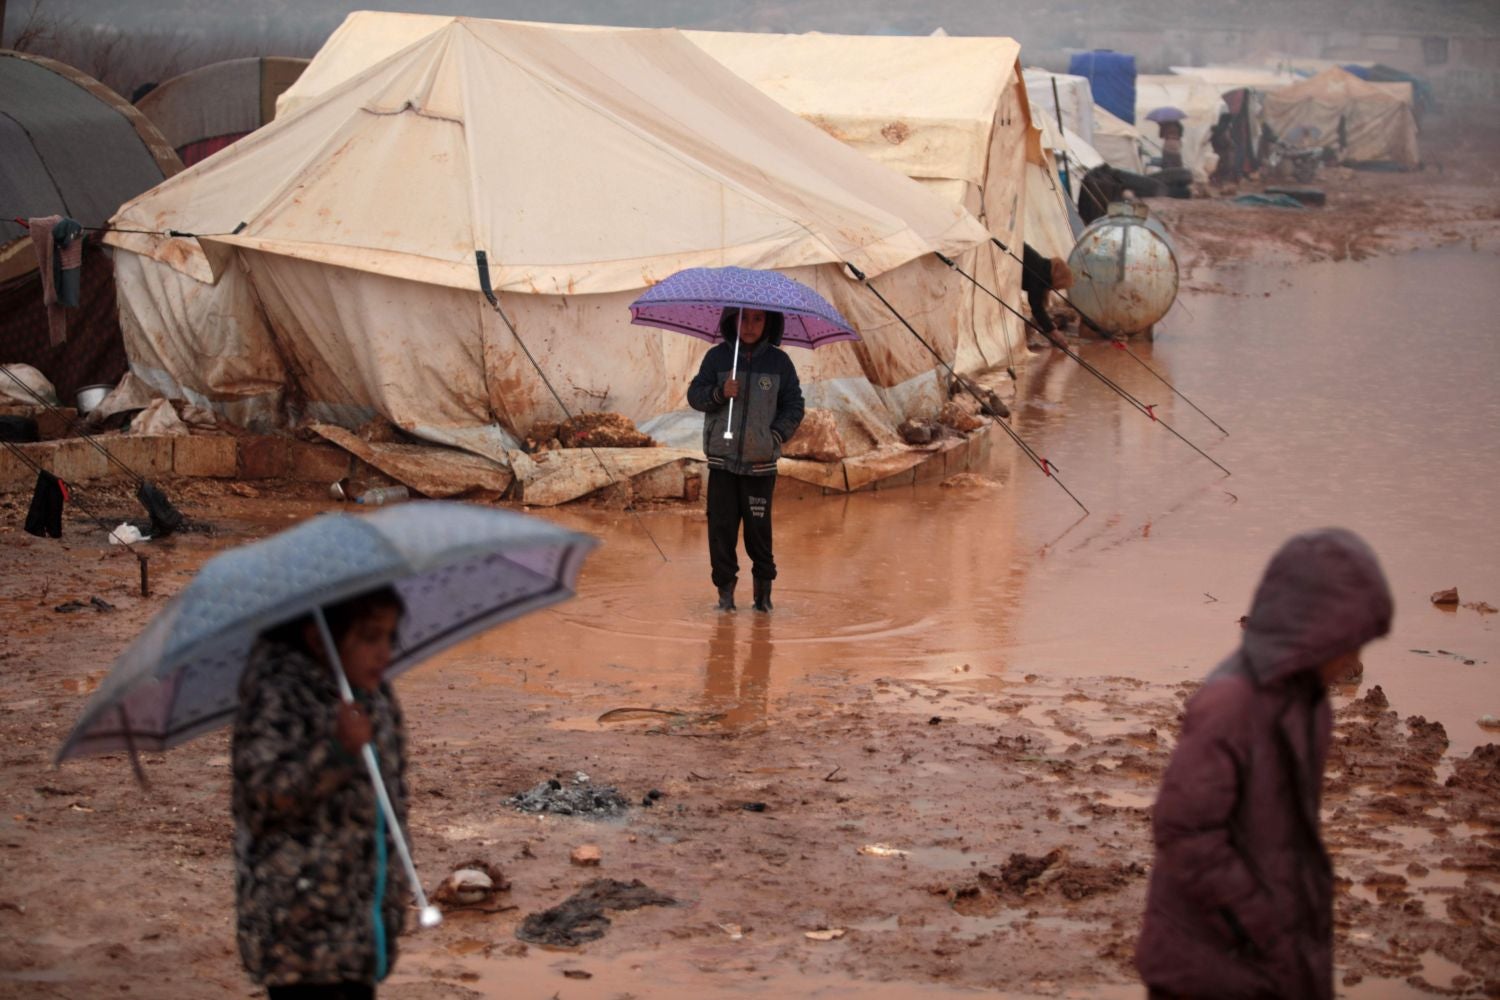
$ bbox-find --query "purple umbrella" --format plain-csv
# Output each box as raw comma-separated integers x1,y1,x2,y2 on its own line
629,266,860,439
1144,106,1187,123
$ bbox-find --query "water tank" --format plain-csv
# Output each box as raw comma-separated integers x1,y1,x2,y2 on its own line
1065,201,1179,337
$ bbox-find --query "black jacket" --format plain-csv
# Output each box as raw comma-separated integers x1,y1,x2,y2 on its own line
687,339,804,476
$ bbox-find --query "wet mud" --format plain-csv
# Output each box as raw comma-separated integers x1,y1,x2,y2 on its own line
2,117,1499,999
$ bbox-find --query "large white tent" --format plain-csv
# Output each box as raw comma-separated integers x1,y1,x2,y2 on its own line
107,18,992,492
279,15,1066,379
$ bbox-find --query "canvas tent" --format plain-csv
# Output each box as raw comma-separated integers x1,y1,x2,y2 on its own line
107,19,993,496
136,57,308,165
280,15,1048,380
684,29,1047,375
1092,107,1145,174
1263,68,1419,169
0,50,182,400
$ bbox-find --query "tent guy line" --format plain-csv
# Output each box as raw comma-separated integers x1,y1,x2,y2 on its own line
991,236,1231,436
934,251,1231,478
8,215,245,239
843,261,1089,517
476,250,669,562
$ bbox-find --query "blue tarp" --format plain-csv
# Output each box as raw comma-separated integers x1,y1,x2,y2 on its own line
1069,50,1136,124
1341,63,1436,117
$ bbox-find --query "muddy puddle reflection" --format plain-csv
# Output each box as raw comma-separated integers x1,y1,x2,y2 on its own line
419,247,1498,754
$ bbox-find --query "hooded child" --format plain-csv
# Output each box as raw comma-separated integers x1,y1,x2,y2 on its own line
1136,528,1393,1000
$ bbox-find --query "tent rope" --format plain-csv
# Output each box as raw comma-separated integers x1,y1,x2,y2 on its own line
843,261,1088,516
936,250,1230,477
475,252,668,563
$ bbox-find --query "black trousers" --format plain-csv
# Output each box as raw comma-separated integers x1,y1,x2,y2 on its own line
706,469,776,588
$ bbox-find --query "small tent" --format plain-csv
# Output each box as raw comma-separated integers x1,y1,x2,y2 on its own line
136,57,308,165
1263,67,1419,169
0,50,182,400
1022,69,1095,147
107,19,990,492
1092,107,1145,174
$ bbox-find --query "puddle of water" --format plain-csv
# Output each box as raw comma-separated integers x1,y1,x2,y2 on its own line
390,943,1136,998
407,249,1498,760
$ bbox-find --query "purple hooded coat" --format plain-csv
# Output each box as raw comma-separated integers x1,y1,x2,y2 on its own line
1135,529,1393,999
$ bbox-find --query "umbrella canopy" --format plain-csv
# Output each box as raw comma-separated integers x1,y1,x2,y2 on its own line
629,266,860,349
1144,106,1187,123
59,502,597,761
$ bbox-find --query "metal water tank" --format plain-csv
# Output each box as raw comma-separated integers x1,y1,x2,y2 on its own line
1065,201,1178,336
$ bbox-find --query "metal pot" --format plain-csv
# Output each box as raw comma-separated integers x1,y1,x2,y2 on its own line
75,384,113,414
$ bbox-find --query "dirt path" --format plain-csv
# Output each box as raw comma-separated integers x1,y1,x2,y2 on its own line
1,487,1497,998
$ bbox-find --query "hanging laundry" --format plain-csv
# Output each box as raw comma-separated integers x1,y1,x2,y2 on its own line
28,215,84,345
24,469,69,538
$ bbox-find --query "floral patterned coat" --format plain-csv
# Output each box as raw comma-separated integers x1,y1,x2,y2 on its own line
231,639,409,987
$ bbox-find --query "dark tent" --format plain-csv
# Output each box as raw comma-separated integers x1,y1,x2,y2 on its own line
0,50,182,401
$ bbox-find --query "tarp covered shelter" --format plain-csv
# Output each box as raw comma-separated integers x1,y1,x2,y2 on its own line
136,57,309,165
0,50,182,400
1136,74,1226,182
1263,68,1420,169
107,18,992,489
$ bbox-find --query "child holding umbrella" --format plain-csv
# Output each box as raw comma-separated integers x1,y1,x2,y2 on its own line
687,306,804,613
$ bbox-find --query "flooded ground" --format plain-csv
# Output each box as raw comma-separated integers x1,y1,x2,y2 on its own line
3,209,1499,995
470,248,1499,756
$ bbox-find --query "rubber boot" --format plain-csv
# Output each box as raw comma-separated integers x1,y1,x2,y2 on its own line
716,585,736,612
752,579,773,613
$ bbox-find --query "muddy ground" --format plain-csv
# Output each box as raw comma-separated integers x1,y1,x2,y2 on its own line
2,115,1499,999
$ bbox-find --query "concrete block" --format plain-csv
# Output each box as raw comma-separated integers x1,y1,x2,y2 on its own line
35,408,79,441
913,448,948,484
45,439,111,483
0,442,35,489
632,460,686,500
874,467,917,489
236,436,290,479
285,441,353,483
172,435,237,478
107,436,176,480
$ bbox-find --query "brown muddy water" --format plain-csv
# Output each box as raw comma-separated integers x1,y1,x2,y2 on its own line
428,247,1499,755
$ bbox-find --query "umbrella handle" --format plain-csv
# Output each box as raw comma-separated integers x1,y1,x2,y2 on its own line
314,609,443,930
723,316,741,440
